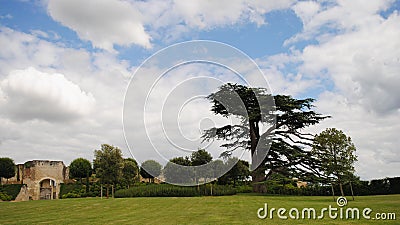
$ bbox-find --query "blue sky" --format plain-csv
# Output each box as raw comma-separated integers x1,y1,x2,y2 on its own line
0,0,400,180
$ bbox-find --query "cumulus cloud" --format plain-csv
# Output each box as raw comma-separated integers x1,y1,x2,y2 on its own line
45,0,295,49
1,67,96,122
285,0,400,179
287,0,395,44
307,91,400,179
47,0,152,51
300,9,400,115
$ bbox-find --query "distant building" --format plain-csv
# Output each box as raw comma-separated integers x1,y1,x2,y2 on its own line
2,160,69,200
292,177,309,188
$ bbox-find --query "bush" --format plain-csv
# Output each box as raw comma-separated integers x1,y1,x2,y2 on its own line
114,184,236,198
0,192,12,201
0,184,23,200
60,183,84,198
62,193,81,198
235,185,252,193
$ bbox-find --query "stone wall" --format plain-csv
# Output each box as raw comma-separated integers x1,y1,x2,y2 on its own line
3,160,68,200
14,185,29,201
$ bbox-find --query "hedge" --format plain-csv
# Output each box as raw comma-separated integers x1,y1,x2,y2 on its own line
115,184,236,198
0,184,23,201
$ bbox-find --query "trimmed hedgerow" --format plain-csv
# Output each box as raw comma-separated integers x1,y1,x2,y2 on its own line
114,184,236,198
0,192,12,201
0,184,23,200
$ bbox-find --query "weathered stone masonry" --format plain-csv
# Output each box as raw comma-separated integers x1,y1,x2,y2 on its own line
2,160,69,200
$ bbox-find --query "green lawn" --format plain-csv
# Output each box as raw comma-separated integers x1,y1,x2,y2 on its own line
0,194,398,224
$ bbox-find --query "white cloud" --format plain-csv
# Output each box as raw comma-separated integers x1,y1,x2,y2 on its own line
307,91,400,180
300,11,400,114
45,0,295,49
0,27,131,164
287,0,395,45
1,67,96,121
47,0,152,51
170,0,293,28
1,0,399,182
286,0,400,179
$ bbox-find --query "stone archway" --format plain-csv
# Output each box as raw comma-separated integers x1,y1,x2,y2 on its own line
39,178,56,200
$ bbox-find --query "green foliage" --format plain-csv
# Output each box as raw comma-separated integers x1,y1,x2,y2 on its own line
114,184,236,198
163,157,193,184
121,158,139,188
60,183,106,198
0,157,15,184
202,83,329,192
191,149,213,183
163,150,216,184
93,144,124,185
312,128,357,195
235,185,253,193
0,192,12,201
69,158,92,181
218,158,250,186
0,184,23,200
140,160,162,182
190,149,212,166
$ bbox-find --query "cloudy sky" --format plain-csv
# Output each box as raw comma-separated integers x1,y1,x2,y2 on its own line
0,0,399,180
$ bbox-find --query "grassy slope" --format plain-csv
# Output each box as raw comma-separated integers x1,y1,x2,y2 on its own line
0,194,398,224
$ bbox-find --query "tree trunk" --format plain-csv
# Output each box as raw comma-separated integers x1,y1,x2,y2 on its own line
338,176,344,196
252,167,266,193
86,177,89,193
349,181,355,200
249,120,266,193
331,183,336,201
106,185,109,199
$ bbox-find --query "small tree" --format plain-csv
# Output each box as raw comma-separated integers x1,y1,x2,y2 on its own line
191,149,213,183
312,128,357,197
140,160,162,183
93,144,124,197
0,157,15,185
69,158,92,184
163,156,193,184
218,158,250,186
122,158,139,188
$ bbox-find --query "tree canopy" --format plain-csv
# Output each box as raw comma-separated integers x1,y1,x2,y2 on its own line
140,160,162,183
93,144,124,186
218,158,250,186
163,156,193,184
202,83,329,192
190,149,212,166
69,158,92,182
0,157,15,185
312,128,357,196
122,158,139,188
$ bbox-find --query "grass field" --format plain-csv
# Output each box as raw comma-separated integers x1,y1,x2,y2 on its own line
0,194,399,224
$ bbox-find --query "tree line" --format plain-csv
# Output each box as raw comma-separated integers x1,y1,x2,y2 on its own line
0,83,385,199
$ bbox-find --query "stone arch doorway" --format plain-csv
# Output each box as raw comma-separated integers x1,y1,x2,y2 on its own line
39,178,56,200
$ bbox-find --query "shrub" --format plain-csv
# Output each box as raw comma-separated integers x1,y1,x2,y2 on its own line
0,192,12,201
0,184,23,200
235,185,252,193
114,184,236,198
62,193,81,198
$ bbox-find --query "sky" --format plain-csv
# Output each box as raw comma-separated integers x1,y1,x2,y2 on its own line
0,0,399,180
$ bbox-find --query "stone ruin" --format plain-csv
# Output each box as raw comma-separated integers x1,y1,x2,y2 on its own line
1,160,69,201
